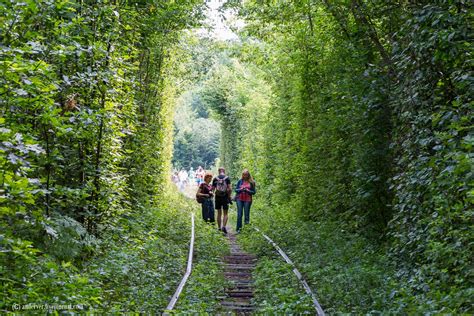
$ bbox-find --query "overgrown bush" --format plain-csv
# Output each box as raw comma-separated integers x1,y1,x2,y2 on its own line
238,203,393,314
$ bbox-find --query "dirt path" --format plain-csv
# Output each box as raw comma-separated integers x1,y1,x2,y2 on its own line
221,229,256,314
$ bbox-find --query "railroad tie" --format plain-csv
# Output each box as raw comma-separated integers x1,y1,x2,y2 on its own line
221,229,256,314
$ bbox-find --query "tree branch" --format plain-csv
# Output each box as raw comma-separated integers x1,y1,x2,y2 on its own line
350,0,392,68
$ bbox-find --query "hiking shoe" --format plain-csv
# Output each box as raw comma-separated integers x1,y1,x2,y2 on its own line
222,227,227,234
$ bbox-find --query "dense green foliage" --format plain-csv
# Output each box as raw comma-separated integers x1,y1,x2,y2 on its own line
172,91,221,170
171,37,224,170
170,35,273,178
195,54,272,179
83,195,193,312
239,205,392,313
0,0,207,312
213,0,471,313
1,0,471,313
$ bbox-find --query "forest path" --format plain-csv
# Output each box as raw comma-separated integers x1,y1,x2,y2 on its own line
220,228,256,314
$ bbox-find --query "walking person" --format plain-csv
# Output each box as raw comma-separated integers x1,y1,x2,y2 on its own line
235,169,256,232
212,167,232,234
196,166,204,186
196,172,215,223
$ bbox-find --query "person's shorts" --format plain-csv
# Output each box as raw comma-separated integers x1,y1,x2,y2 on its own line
215,196,229,210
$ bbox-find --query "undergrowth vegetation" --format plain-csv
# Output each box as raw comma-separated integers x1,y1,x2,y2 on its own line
238,199,470,313
87,193,193,312
1,190,200,312
2,187,230,313
239,203,393,314
251,256,315,313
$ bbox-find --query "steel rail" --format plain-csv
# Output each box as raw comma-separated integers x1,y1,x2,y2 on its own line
254,226,325,316
164,212,195,312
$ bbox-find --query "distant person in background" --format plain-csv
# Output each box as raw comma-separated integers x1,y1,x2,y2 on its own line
178,170,187,191
196,166,204,186
235,169,256,232
196,172,215,223
189,167,195,184
212,167,232,234
172,172,179,187
195,168,200,186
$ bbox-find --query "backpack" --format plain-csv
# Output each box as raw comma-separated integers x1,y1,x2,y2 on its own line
196,193,204,204
196,183,205,204
215,176,229,197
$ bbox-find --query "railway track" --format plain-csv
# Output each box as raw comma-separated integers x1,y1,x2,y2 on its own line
221,228,257,314
254,227,325,316
164,212,324,315
164,213,195,314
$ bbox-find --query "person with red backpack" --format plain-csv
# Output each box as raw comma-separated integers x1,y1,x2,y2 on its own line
212,167,232,234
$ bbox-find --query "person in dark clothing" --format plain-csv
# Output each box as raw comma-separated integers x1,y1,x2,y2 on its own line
212,167,232,234
235,169,256,232
196,172,215,223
